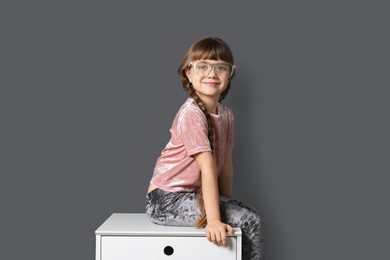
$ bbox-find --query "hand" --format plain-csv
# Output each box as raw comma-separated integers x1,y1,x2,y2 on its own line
205,220,234,247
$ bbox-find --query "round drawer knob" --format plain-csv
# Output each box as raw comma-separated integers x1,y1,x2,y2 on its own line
164,245,174,256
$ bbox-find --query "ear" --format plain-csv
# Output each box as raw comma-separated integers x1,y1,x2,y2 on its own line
185,69,192,83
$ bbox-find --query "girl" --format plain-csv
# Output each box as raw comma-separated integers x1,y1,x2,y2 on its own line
146,37,264,260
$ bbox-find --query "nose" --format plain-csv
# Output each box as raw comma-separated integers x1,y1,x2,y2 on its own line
206,64,218,77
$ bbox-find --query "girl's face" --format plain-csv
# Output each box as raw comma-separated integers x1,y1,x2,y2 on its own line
186,59,232,102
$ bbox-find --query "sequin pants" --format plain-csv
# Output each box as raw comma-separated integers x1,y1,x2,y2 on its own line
145,188,264,260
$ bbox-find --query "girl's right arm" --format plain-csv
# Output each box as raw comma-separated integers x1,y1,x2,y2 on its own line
194,151,234,247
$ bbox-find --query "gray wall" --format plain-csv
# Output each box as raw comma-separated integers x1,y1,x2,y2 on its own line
2,1,389,259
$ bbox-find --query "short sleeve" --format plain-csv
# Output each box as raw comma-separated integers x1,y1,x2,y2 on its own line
177,106,212,156
227,108,235,149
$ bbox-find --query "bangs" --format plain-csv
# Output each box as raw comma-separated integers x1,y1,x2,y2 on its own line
189,38,234,64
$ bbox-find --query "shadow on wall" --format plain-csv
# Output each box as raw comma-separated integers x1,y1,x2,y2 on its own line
225,68,265,207
383,121,390,154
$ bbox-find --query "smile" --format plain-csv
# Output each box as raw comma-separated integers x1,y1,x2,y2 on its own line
203,82,220,86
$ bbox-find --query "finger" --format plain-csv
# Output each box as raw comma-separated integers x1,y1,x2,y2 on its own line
206,230,212,242
215,231,223,246
226,225,234,235
221,232,227,247
209,231,216,244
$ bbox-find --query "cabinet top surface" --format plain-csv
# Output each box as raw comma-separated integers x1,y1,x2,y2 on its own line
95,213,241,237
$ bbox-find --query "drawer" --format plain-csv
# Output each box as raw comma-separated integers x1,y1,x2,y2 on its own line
101,236,237,260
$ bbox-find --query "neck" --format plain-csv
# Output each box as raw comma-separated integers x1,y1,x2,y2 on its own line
196,94,219,114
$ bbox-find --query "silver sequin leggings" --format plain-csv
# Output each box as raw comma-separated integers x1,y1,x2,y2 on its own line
145,188,264,260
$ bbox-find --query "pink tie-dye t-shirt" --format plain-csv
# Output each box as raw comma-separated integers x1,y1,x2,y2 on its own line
150,98,234,192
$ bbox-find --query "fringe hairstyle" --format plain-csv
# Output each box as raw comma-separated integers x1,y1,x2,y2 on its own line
177,37,235,228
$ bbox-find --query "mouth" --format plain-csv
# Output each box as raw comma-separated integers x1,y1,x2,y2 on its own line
203,81,220,86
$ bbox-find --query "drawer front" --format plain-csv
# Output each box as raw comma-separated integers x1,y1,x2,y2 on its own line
101,236,237,260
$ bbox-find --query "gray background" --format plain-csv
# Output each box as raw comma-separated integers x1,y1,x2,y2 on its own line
1,1,389,259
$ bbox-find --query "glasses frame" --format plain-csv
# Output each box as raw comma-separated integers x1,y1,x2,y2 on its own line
188,61,236,78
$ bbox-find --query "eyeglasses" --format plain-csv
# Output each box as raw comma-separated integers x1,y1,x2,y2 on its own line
188,61,235,78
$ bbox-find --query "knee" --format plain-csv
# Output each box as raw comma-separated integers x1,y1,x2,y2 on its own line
242,209,263,232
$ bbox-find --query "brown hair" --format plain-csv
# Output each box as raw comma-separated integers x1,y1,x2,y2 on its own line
177,37,235,228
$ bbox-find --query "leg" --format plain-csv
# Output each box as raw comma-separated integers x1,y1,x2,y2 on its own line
220,196,264,260
145,188,202,226
145,189,264,259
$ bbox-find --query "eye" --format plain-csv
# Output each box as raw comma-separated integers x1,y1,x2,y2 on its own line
196,62,209,71
216,65,228,71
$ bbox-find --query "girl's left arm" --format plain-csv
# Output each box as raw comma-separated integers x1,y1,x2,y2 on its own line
194,151,234,247
218,149,233,197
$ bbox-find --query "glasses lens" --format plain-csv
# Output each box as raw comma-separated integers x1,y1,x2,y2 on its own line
193,62,234,78
194,62,211,73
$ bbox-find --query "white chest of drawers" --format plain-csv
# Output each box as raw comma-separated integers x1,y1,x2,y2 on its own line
95,213,242,260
